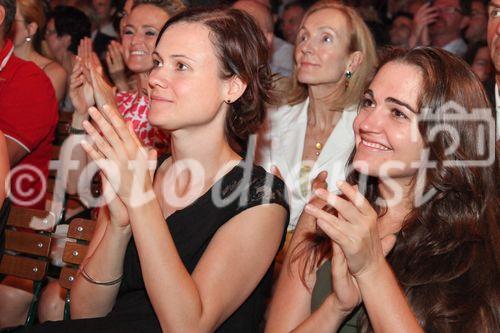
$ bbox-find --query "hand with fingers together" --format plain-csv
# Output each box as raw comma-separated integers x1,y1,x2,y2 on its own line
88,60,117,110
78,37,103,76
81,104,158,208
70,57,95,115
304,181,397,278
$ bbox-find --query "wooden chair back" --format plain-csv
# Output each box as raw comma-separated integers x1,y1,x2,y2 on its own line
0,206,57,326
58,217,96,319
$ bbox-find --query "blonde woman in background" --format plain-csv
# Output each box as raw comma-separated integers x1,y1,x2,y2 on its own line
257,1,377,238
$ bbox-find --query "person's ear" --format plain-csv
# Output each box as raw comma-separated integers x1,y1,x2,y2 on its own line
27,21,38,38
224,75,247,105
347,51,364,74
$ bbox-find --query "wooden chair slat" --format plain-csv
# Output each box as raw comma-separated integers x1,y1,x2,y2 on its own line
62,242,88,265
7,206,56,231
0,254,48,280
4,230,52,256
67,218,97,241
59,267,79,290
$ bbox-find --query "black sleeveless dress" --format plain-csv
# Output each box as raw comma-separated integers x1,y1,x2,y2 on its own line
29,160,289,332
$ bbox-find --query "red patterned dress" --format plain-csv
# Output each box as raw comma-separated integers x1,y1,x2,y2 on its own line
115,91,169,153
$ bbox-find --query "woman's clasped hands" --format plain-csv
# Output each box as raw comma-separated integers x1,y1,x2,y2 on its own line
304,181,397,313
81,104,158,212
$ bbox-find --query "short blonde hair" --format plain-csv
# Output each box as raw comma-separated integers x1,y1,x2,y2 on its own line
286,0,377,110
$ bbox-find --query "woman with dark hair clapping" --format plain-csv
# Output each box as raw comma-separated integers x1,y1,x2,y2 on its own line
31,7,289,333
267,47,499,333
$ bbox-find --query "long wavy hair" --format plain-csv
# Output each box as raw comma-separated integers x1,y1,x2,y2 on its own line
285,0,377,111
292,47,500,332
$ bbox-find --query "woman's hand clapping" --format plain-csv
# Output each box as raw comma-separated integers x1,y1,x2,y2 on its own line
69,57,95,115
305,181,397,278
81,104,157,208
106,40,130,92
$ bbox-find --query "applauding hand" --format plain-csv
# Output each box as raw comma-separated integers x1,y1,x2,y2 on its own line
69,57,95,115
305,181,397,278
106,40,130,92
81,104,157,208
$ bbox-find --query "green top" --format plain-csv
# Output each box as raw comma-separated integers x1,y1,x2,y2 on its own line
311,260,364,333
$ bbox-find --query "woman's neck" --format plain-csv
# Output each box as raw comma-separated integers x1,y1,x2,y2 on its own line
377,177,414,235
14,42,33,61
168,109,241,182
307,83,344,130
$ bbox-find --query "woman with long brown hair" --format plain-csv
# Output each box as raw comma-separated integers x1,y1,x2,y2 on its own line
266,47,499,332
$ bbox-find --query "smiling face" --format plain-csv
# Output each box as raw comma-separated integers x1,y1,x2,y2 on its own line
353,61,424,180
147,22,230,132
121,4,169,73
294,8,352,86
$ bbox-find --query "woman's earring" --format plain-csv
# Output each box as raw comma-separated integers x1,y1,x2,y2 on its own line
345,70,352,89
225,99,232,104
25,36,32,43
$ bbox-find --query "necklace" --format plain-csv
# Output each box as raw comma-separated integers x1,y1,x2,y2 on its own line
314,142,322,156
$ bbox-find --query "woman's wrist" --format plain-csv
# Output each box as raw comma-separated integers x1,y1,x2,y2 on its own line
106,222,133,240
72,111,90,129
325,293,354,319
354,257,390,286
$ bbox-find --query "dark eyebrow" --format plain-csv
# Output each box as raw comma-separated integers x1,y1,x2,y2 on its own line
386,97,417,114
364,89,417,113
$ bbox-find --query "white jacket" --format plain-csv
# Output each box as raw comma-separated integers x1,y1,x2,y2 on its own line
256,98,357,230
